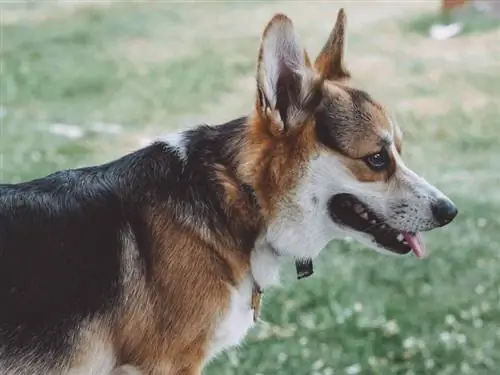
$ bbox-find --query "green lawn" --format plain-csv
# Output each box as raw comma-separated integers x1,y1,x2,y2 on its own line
2,2,500,374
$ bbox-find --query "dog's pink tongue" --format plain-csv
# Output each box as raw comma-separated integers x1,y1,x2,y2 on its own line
402,232,427,259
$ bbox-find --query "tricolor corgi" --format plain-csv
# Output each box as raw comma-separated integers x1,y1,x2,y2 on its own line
0,9,457,375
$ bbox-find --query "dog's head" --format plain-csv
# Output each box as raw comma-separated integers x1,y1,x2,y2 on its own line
242,9,457,261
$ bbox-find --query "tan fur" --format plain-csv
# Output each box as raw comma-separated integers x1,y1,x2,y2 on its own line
113,215,253,374
314,9,350,81
237,113,319,217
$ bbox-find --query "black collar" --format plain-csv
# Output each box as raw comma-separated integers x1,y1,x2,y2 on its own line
268,243,314,280
295,258,314,279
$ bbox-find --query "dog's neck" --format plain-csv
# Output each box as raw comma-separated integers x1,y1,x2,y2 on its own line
195,116,315,288
250,238,282,290
169,116,314,292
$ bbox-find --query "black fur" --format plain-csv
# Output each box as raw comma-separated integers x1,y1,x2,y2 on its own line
0,117,259,365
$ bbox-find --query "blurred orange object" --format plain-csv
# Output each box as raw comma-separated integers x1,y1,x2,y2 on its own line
442,0,468,11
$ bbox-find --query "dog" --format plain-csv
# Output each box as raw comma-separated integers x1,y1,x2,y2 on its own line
0,9,457,375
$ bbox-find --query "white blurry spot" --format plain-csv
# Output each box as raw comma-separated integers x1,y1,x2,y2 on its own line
312,360,324,371
343,308,353,319
480,301,490,312
30,151,42,162
299,337,308,346
353,302,363,313
367,356,378,367
439,331,451,343
403,336,417,349
474,349,485,361
277,352,288,364
253,322,297,340
227,351,239,367
477,218,487,228
384,320,400,336
429,23,463,40
48,123,84,139
90,122,123,134
456,333,467,345
473,319,483,328
445,314,456,326
425,358,435,369
300,314,316,329
460,362,472,374
323,368,334,375
421,283,432,295
460,310,470,320
418,339,427,350
470,306,480,317
475,285,485,295
345,364,361,375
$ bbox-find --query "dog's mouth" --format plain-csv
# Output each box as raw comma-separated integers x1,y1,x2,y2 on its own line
328,194,427,258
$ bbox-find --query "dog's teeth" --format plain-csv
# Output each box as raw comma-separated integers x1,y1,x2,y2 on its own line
361,213,368,220
354,204,364,214
397,234,404,242
402,241,408,245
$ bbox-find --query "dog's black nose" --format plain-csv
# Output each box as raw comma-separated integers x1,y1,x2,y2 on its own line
432,199,458,226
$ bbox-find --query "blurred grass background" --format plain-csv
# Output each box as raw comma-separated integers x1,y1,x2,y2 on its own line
1,1,500,374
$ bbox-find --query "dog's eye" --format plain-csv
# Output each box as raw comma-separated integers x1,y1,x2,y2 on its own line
364,150,389,171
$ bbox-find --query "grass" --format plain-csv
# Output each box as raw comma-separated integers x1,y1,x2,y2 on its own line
2,1,500,374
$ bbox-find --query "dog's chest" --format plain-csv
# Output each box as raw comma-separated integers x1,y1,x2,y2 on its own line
208,276,255,360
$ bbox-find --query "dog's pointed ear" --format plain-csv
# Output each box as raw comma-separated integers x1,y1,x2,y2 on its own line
256,14,323,133
314,8,350,81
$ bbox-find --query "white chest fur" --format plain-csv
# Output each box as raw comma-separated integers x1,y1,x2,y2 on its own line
208,276,255,361
207,244,282,363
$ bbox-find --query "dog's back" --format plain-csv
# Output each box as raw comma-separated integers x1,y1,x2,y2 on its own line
0,145,161,374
